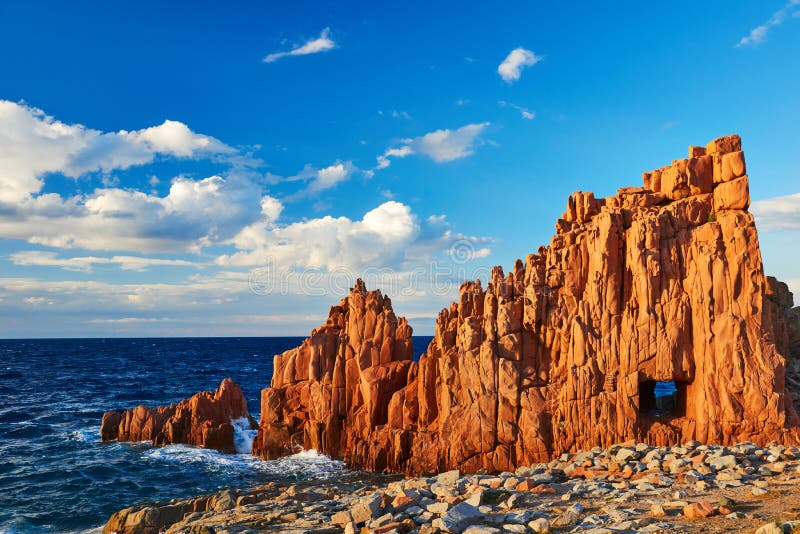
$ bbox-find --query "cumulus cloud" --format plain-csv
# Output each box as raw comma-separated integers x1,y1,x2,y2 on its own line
497,47,542,83
263,28,336,63
0,173,281,252
0,100,236,202
311,162,352,192
10,250,201,272
375,123,490,170
217,200,491,272
737,0,800,47
751,192,800,231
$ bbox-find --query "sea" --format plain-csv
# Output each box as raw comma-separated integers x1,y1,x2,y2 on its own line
0,337,432,533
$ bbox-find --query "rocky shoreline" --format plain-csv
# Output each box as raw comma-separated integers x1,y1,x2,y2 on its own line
105,440,800,533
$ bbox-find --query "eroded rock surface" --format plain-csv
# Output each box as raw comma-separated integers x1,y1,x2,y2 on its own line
253,135,800,474
101,378,255,452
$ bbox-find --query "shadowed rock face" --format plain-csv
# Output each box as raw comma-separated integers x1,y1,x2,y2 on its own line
101,378,255,453
254,134,800,474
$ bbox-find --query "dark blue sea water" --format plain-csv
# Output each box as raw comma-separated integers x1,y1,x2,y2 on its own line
0,337,432,533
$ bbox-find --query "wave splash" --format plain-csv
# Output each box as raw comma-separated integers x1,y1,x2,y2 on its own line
142,443,345,480
231,417,257,454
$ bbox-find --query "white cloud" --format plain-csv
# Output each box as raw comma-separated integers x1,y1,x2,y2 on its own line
0,101,236,202
375,123,489,170
751,192,800,231
0,173,281,252
10,250,201,272
376,146,414,169
737,0,800,47
88,316,174,324
414,123,490,161
217,200,491,271
263,28,336,63
498,100,536,120
0,271,252,313
307,162,355,193
24,296,54,306
378,110,412,120
269,161,357,198
497,47,542,83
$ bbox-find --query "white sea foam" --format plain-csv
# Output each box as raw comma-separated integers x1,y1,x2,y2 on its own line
62,425,100,443
142,444,345,479
231,417,258,454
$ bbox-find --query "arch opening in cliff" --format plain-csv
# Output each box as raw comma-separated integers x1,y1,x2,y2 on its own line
638,380,687,418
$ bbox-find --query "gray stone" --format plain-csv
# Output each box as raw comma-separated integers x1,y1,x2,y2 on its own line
504,511,535,524
503,494,519,510
754,523,785,534
370,512,394,528
552,503,584,528
614,448,637,463
650,503,666,517
434,501,482,533
528,518,551,533
332,510,354,525
462,527,500,534
437,470,461,486
427,501,450,515
465,489,483,507
530,473,555,484
431,483,460,498
350,492,382,524
709,455,737,470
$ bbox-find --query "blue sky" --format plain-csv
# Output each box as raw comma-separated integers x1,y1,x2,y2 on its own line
1,0,799,337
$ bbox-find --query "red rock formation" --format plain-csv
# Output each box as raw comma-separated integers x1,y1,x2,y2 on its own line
251,283,415,460
101,378,255,453
253,135,800,474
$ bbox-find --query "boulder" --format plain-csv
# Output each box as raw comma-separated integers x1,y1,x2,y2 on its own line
714,175,750,211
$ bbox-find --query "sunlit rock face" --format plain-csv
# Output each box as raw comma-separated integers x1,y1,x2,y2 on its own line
253,135,800,474
101,378,255,453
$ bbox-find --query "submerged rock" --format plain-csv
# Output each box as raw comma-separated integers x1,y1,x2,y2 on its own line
100,378,256,452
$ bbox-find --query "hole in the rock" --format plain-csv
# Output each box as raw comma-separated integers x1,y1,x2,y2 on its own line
639,380,687,417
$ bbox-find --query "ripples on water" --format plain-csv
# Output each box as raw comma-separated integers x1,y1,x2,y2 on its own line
0,337,432,533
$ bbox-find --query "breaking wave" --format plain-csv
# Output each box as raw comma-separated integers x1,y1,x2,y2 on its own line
231,417,258,454
142,444,345,480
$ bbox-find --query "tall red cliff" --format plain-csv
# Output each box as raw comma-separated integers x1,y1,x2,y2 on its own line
253,135,800,474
